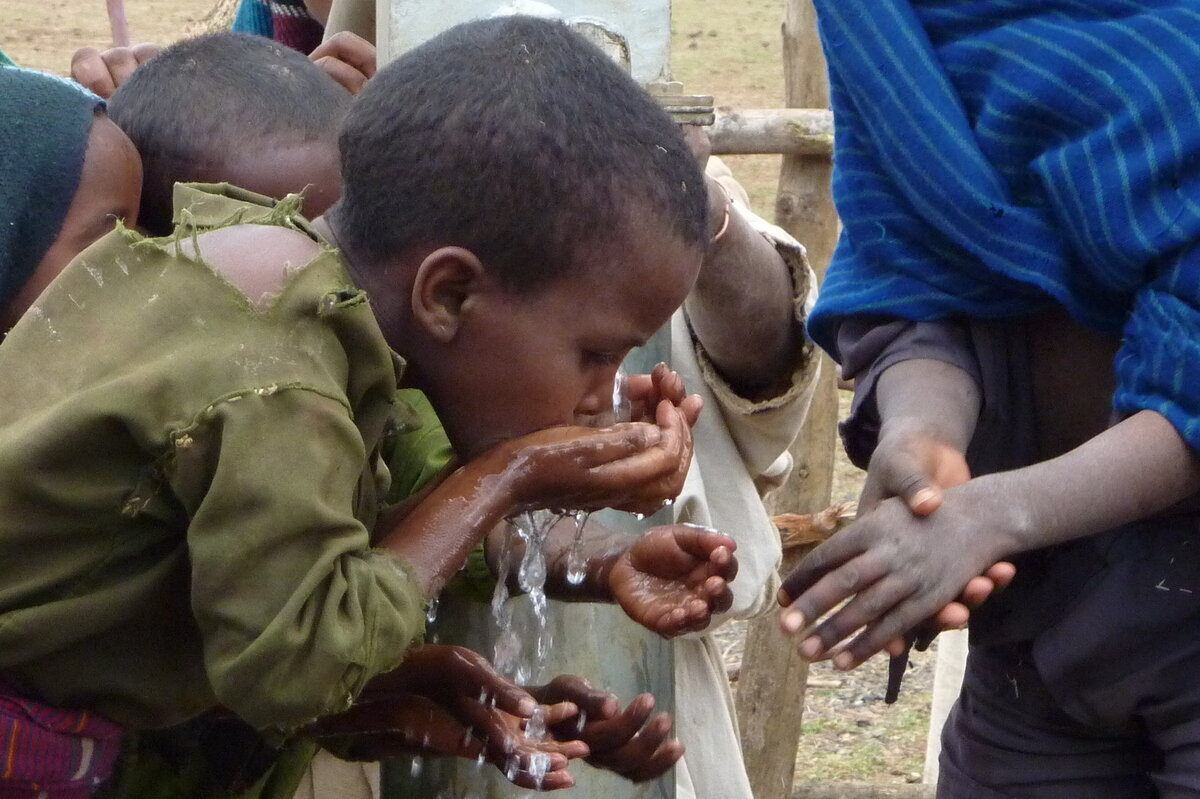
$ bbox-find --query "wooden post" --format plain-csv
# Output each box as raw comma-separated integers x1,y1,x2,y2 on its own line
709,108,833,157
735,2,839,799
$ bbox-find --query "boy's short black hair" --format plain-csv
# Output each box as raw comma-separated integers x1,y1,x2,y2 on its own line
108,32,350,234
334,16,709,291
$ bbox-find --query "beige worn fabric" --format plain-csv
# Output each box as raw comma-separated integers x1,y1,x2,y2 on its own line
668,158,818,799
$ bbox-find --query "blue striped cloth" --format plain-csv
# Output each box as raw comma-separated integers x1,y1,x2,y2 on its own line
809,0,1200,447
232,0,274,38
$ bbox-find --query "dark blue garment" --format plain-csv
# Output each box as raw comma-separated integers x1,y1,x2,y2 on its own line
0,68,100,308
808,0,1200,447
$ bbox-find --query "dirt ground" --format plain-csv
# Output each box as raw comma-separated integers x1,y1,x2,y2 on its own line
1,0,932,789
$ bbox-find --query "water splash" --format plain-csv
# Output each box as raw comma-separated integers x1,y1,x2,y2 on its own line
612,366,632,423
565,510,591,586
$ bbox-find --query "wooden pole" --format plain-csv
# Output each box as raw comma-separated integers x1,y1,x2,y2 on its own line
709,108,833,157
735,2,839,799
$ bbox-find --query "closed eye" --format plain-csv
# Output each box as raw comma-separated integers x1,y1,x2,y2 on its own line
583,350,624,368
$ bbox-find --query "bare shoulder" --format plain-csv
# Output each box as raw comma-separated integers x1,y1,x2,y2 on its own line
181,225,324,309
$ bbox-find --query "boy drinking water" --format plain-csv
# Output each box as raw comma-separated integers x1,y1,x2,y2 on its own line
0,15,709,796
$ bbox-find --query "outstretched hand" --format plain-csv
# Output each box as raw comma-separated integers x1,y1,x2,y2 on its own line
530,677,683,783
317,645,588,790
858,419,1015,651
610,525,737,637
777,481,1017,670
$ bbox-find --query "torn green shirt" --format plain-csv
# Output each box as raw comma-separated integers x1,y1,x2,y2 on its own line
0,183,428,736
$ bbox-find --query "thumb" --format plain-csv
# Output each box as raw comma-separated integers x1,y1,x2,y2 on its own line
860,449,943,517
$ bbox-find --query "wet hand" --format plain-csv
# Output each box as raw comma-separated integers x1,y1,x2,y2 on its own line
325,646,587,789
777,484,1016,669
610,525,737,637
70,43,161,99
530,677,683,783
508,402,695,517
308,31,376,94
622,363,703,427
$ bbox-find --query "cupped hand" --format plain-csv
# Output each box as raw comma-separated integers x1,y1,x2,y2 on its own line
610,525,737,637
622,363,703,427
320,645,588,790
777,483,1016,669
530,677,683,783
70,43,162,99
508,402,695,517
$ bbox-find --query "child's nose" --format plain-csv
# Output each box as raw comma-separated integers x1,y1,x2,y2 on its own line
575,391,607,417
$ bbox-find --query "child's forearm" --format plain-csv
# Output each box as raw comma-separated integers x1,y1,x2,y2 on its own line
966,409,1200,555
874,357,981,452
376,448,522,598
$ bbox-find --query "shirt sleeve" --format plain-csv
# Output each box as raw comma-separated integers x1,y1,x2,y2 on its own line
690,158,821,487
835,316,980,469
166,386,427,736
1113,242,1200,451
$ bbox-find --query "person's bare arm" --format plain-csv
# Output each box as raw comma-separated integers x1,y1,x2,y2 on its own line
781,408,1200,668
683,173,805,396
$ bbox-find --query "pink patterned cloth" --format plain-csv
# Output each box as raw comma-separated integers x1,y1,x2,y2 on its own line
0,682,123,799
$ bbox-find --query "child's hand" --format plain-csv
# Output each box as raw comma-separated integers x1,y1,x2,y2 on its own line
530,677,683,783
314,694,584,789
324,645,588,789
507,403,695,517
609,525,737,637
622,363,703,427
777,482,1017,670
308,31,376,94
70,43,161,99
862,418,1015,649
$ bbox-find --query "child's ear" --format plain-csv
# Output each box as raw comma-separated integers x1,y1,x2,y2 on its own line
410,246,486,343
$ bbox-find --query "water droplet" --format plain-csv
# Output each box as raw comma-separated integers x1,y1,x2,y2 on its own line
425,596,439,624
612,367,632,423
565,510,590,585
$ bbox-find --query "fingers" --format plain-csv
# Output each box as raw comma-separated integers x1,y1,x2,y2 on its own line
70,44,161,99
71,47,118,98
985,561,1017,589
777,530,866,610
583,695,683,782
310,31,377,75
312,55,369,94
793,570,914,662
831,596,950,670
532,675,620,721
680,394,704,427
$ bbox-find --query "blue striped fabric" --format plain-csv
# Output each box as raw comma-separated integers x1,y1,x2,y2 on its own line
809,0,1200,447
232,0,274,38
